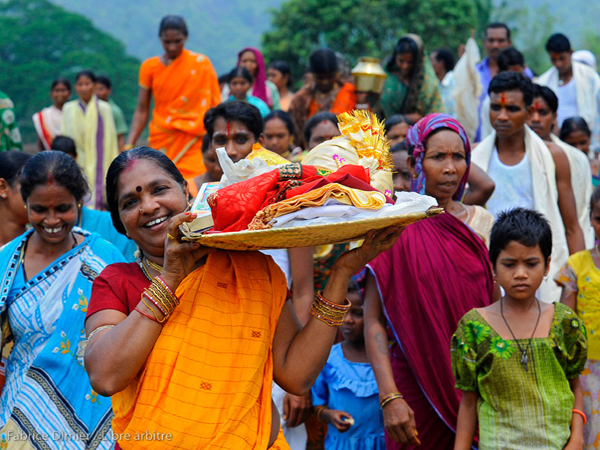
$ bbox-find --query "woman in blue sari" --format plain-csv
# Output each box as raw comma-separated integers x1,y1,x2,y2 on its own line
0,151,124,449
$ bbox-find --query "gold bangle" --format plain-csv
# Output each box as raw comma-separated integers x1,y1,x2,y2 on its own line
380,392,403,409
309,291,351,326
141,296,169,323
123,143,135,151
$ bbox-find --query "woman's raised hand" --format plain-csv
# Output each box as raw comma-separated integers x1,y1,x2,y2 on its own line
160,212,210,290
332,227,403,277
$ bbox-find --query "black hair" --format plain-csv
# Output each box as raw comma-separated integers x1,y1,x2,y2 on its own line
546,33,571,53
159,15,188,37
264,110,295,136
204,101,263,141
532,84,558,114
106,147,185,235
485,22,511,40
218,74,229,85
0,151,30,188
390,141,409,154
488,71,534,107
347,276,361,297
560,116,592,141
386,114,413,132
268,60,293,88
309,49,338,75
590,185,600,214
228,66,253,84
303,112,338,145
95,75,112,89
387,36,419,72
20,151,88,202
433,48,455,72
51,135,77,157
201,133,211,154
498,47,525,72
75,70,96,83
489,208,552,267
51,77,71,92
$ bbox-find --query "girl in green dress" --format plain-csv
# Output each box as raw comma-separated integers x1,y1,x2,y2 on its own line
452,207,587,450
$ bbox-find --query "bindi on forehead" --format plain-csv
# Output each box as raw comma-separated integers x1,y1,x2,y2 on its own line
226,121,231,137
136,186,142,192
499,93,508,106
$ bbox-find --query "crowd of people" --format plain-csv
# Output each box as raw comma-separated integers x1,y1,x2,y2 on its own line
1,12,600,450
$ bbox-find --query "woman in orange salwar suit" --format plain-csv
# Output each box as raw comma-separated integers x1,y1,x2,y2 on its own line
125,15,220,179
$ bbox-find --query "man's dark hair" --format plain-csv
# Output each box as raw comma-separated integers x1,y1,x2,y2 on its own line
532,84,558,114
95,75,112,90
204,101,263,141
489,71,534,107
545,33,571,53
498,47,525,72
433,49,455,73
51,135,77,157
485,22,511,40
489,208,552,267
309,48,338,75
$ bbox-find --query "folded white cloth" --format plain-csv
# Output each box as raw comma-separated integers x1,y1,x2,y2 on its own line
271,192,438,228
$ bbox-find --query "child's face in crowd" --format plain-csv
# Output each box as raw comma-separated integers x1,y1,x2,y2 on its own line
494,241,549,301
203,145,224,182
211,118,255,163
75,76,95,103
591,202,600,241
50,83,71,109
564,130,591,155
341,291,364,344
95,83,111,102
229,77,251,100
387,122,410,147
392,150,411,193
261,117,292,156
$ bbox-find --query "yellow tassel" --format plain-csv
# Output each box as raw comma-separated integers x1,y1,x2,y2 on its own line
335,110,393,171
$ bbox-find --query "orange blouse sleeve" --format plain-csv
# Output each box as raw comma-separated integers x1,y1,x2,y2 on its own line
138,58,154,90
330,83,357,115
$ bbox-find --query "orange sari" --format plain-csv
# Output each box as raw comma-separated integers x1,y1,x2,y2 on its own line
139,49,221,178
111,250,290,449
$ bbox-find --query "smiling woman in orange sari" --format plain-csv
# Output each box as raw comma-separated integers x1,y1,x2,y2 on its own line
125,15,221,179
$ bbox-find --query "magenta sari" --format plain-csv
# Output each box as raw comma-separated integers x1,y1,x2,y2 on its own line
369,212,493,449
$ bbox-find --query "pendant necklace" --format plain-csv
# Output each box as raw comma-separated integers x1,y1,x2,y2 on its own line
500,298,541,371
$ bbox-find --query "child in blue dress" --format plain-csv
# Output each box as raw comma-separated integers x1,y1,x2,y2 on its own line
312,279,385,449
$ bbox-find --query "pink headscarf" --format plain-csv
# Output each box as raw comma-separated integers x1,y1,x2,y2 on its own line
237,47,271,107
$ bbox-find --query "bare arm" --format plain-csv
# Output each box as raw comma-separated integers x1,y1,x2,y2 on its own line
363,272,419,445
454,391,478,450
560,288,577,312
463,163,495,207
117,134,125,152
125,87,151,147
564,377,584,449
288,246,314,326
272,228,402,396
549,143,585,254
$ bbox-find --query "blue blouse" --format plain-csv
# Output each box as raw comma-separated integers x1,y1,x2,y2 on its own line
226,94,271,118
312,343,385,450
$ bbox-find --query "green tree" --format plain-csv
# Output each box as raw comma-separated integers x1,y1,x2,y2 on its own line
262,0,478,83
0,0,140,144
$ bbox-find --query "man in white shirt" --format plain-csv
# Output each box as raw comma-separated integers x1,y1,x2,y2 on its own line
537,33,600,149
472,72,584,302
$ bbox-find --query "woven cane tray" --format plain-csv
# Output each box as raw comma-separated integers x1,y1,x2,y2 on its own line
181,207,444,251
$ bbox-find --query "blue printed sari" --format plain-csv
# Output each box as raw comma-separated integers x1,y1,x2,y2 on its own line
0,228,124,449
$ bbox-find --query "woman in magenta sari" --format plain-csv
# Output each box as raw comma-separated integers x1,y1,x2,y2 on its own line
364,114,495,449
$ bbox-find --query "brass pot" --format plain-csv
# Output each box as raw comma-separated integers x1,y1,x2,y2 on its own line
351,57,387,94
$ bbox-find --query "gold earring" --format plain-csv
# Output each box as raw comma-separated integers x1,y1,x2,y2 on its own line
24,205,27,209
77,203,82,208
139,208,143,214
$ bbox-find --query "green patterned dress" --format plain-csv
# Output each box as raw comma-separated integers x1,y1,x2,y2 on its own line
451,303,587,450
